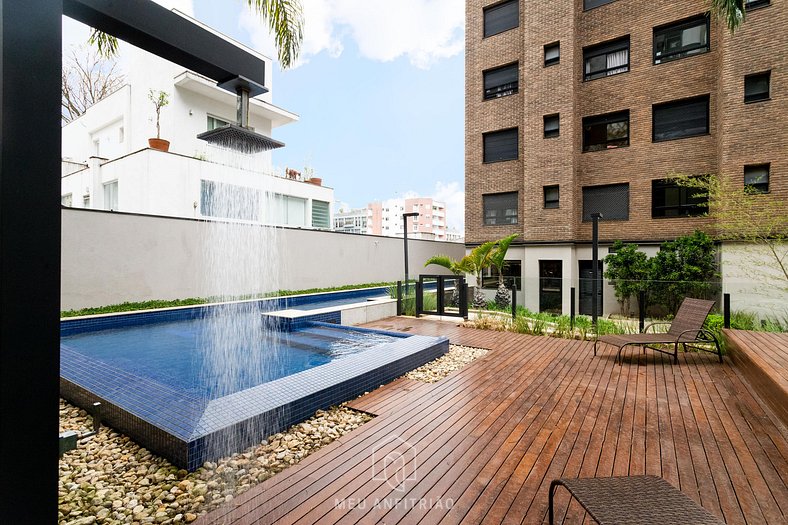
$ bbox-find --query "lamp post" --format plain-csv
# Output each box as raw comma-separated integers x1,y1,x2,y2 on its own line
402,212,419,298
591,212,603,329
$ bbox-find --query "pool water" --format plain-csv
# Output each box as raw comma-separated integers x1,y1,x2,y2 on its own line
61,313,401,399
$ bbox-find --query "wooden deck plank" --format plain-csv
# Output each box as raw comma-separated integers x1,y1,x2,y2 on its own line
724,329,788,427
346,378,427,416
204,342,524,525
337,337,574,525
254,339,532,525
388,338,584,525
450,340,609,525
196,318,788,525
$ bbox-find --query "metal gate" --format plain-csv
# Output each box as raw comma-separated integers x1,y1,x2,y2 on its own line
415,275,468,319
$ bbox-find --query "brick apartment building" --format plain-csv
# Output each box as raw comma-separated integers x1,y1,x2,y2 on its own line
465,0,786,316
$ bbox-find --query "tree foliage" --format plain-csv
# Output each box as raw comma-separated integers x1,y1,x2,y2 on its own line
650,231,720,314
670,172,788,284
604,232,720,316
61,47,125,123
604,240,650,316
88,1,304,69
711,0,746,33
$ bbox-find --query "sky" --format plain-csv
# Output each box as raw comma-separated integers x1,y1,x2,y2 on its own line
63,0,466,231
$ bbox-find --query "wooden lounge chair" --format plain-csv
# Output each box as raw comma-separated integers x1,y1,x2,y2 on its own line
594,297,722,365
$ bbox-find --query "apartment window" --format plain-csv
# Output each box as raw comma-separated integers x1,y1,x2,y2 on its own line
653,15,709,64
582,110,629,152
483,0,519,38
744,71,770,103
483,260,522,290
652,95,709,141
544,185,559,209
582,183,629,221
483,192,518,225
103,180,118,211
543,114,560,138
584,36,629,80
544,42,560,66
652,179,707,218
83,195,90,208
483,128,518,162
207,115,230,131
483,62,518,100
744,164,770,193
61,193,73,207
312,200,330,228
745,0,770,10
201,180,260,221
584,0,617,9
118,126,124,143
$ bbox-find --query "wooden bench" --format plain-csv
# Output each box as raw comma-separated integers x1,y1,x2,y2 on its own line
549,476,725,524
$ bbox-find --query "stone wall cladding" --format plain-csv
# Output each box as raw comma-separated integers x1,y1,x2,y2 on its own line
466,0,787,245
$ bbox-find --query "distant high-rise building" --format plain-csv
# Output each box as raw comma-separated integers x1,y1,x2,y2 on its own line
368,198,449,240
333,197,457,241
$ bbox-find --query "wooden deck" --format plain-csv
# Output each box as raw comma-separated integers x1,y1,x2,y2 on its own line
198,318,788,525
724,329,788,427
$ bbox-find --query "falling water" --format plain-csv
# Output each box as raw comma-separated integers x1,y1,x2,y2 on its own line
196,142,289,477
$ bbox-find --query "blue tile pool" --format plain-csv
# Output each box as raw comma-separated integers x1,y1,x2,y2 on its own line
60,293,447,470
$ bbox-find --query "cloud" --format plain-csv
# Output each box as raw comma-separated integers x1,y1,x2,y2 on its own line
240,0,464,69
432,181,465,232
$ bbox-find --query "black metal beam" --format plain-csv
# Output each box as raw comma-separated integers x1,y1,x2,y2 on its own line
63,0,266,87
0,1,62,522
0,1,273,522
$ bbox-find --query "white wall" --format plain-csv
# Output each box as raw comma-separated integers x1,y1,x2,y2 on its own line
61,149,333,226
62,46,294,167
61,208,464,310
721,241,788,321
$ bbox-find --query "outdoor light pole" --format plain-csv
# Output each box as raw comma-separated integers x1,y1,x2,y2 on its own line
403,212,419,298
591,212,603,329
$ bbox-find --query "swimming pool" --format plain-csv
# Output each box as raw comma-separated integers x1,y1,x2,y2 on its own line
60,293,447,469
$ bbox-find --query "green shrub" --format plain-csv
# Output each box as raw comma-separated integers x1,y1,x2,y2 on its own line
62,281,396,317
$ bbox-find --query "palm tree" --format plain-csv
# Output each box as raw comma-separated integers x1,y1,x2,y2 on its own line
425,240,498,309
712,0,746,33
488,233,519,308
89,0,304,69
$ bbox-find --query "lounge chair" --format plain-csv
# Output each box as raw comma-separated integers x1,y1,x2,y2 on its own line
594,297,722,365
549,476,725,524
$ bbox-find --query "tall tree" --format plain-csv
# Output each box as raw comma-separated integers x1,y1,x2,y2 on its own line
90,0,304,69
61,47,125,123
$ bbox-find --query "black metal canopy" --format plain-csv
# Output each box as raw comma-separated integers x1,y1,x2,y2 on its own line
62,0,266,89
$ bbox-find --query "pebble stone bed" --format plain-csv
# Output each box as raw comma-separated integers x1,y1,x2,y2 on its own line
58,344,487,525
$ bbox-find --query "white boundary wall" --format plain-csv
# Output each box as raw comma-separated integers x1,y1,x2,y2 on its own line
61,209,463,310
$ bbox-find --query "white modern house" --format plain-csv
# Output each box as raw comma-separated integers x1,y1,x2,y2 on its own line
62,19,333,229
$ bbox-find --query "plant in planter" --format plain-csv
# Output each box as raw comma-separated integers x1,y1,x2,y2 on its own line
147,89,170,151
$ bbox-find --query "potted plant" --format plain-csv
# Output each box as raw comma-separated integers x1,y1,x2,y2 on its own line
148,89,170,151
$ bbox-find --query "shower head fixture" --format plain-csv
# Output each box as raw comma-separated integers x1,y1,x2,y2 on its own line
197,123,285,153
197,76,285,152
